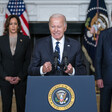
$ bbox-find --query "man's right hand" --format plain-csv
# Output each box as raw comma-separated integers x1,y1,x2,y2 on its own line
42,62,52,73
96,79,104,88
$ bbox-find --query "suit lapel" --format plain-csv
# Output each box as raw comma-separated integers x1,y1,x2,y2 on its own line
109,29,112,54
110,28,112,50
5,34,13,58
14,33,22,56
62,37,71,63
46,36,54,62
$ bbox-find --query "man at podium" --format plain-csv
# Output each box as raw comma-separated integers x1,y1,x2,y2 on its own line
28,13,86,76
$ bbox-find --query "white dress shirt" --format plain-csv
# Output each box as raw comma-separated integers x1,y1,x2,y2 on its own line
52,36,64,62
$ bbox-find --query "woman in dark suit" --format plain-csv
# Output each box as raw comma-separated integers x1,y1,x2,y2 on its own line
0,15,31,112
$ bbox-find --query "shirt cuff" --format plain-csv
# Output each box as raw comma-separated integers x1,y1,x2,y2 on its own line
40,66,46,76
68,67,75,76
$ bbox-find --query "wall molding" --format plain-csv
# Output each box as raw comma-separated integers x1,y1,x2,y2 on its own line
0,0,112,35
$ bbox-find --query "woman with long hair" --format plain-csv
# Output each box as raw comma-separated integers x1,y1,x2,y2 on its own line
0,15,31,112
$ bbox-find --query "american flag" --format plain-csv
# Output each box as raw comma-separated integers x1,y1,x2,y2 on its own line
5,0,30,36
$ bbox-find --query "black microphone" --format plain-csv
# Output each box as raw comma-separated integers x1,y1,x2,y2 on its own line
54,52,59,70
63,52,68,71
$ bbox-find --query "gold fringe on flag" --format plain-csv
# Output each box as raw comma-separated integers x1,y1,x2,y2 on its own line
82,45,95,72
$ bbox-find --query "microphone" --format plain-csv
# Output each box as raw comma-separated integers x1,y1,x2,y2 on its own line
63,52,68,71
54,52,59,70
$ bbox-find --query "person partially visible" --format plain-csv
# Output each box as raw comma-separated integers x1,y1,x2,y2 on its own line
0,15,31,112
95,27,112,112
28,13,86,76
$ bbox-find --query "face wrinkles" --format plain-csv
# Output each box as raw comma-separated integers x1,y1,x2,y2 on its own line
9,18,18,36
49,17,67,41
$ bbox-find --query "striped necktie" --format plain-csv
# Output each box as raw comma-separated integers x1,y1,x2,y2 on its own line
55,42,60,70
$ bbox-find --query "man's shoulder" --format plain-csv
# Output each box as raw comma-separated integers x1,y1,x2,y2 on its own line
37,36,50,42
101,27,112,34
66,36,80,46
34,36,51,47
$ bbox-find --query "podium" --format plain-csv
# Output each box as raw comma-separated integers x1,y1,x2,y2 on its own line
25,76,97,112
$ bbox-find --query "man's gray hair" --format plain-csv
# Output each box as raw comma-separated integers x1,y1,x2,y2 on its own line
49,13,67,26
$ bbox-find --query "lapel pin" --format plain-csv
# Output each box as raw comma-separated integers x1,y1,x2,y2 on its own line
67,45,70,47
20,39,22,42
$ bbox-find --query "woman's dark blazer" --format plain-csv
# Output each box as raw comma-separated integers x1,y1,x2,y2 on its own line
0,33,31,83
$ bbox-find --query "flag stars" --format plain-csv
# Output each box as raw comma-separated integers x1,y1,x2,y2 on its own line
7,0,26,16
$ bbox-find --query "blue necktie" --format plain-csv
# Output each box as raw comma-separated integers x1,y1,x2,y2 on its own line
55,42,60,70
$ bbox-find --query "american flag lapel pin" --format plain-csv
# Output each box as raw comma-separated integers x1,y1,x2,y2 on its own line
20,39,22,42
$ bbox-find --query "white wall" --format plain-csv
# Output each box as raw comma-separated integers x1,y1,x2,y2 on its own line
0,0,112,35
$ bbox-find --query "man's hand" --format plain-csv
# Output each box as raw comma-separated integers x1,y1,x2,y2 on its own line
96,79,104,88
42,62,52,73
64,63,73,74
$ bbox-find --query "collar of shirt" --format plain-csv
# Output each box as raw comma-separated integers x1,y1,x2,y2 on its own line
51,36,65,62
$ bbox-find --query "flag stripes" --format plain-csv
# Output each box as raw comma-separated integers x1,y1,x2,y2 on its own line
5,0,30,37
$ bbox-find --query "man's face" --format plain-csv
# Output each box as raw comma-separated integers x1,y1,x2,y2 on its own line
49,17,67,40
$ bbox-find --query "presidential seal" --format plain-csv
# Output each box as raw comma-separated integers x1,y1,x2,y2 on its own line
84,8,109,47
48,84,75,111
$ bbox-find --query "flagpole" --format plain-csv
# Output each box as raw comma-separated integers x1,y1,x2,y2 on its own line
96,0,99,46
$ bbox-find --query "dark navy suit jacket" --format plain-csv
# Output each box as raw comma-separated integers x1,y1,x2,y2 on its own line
95,28,112,85
28,36,86,76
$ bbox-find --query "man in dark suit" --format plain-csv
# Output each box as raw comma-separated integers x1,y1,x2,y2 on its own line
95,28,112,112
28,13,86,76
